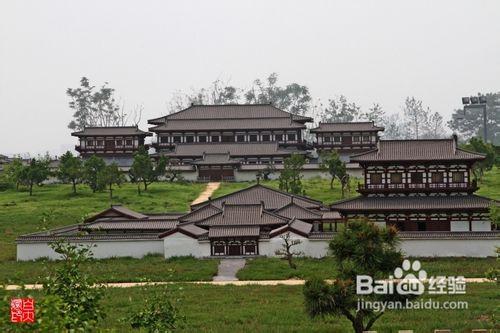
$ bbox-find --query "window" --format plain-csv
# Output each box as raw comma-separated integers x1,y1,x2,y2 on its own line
431,172,444,183
173,136,181,143
370,173,382,184
262,134,270,142
390,173,402,184
116,140,123,146
353,136,360,142
363,135,370,142
287,133,296,141
275,134,283,141
125,139,133,146
198,135,207,143
452,172,464,183
333,136,341,142
221,135,234,142
185,136,194,143
211,135,219,142
160,136,169,143
417,221,427,231
97,140,104,146
261,159,270,164
410,172,423,183
249,134,258,142
87,140,94,146
274,159,283,164
236,135,245,142
324,136,331,142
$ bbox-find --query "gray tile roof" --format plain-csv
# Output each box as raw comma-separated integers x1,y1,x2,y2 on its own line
192,184,324,211
310,122,384,133
148,104,312,123
350,139,485,163
208,226,260,238
274,203,323,220
82,220,178,230
164,142,300,158
191,153,241,165
178,223,209,237
85,205,149,222
180,205,221,223
197,203,289,227
71,126,151,137
269,218,313,237
331,195,495,212
150,118,307,131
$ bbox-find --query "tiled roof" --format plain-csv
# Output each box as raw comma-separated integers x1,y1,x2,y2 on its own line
331,195,495,212
163,142,300,158
208,226,260,238
148,104,312,123
192,184,324,211
191,153,241,165
321,211,342,219
350,139,485,162
197,203,288,227
71,126,151,136
178,224,209,237
398,231,500,240
310,122,384,133
82,220,178,230
150,118,307,131
269,218,313,237
274,202,322,220
85,205,148,222
180,205,221,223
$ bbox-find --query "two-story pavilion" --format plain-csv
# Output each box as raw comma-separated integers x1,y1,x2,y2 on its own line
331,137,497,233
310,121,384,161
72,126,152,167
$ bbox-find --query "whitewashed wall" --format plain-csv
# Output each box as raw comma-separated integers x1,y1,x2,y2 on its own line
399,239,499,258
451,221,492,232
163,233,210,258
260,233,329,258
17,240,164,261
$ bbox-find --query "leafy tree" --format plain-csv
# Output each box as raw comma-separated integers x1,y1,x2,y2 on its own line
126,285,183,332
44,240,105,331
460,137,497,182
19,157,50,196
3,157,24,190
279,154,305,194
360,103,385,124
130,147,166,194
425,111,445,139
58,151,83,194
245,73,312,115
99,163,125,199
320,151,345,190
381,113,405,139
320,95,360,123
448,92,500,145
165,158,184,182
304,220,411,333
256,164,276,181
67,77,123,130
83,155,106,192
275,232,303,269
402,96,430,139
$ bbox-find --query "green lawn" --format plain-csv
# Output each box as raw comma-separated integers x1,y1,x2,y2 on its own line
0,255,219,284
4,283,498,332
0,182,205,261
237,257,499,280
477,166,500,199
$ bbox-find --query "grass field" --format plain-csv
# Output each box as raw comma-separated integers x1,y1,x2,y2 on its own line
237,257,499,280
5,283,498,332
0,182,205,261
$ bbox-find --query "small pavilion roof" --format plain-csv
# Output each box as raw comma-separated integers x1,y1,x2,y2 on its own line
196,203,289,227
208,226,260,238
71,126,151,137
310,121,384,133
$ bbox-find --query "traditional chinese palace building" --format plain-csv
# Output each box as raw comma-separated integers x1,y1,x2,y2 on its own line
331,137,496,233
72,126,152,167
310,121,384,161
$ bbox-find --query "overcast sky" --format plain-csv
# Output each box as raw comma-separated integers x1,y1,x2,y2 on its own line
1,0,499,156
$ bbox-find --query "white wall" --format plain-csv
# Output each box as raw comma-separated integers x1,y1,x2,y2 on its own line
399,239,499,258
17,240,164,261
260,233,329,258
163,233,210,258
450,221,491,232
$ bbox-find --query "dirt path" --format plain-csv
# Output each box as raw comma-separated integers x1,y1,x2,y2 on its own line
213,259,246,281
3,278,491,290
192,182,221,205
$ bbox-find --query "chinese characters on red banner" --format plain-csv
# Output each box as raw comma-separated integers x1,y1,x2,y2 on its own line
10,298,35,323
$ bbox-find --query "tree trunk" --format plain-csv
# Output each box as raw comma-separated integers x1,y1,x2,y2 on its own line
137,183,141,195
109,184,113,200
72,179,77,194
330,177,334,189
29,182,33,196
143,179,148,191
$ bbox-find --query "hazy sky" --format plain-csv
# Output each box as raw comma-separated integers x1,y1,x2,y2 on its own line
1,0,499,156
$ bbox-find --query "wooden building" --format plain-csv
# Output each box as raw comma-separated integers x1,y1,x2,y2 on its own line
310,122,384,160
331,137,496,232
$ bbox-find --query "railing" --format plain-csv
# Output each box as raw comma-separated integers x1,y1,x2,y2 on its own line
358,181,477,192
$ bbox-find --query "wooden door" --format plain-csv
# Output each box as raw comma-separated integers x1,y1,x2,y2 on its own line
228,243,241,256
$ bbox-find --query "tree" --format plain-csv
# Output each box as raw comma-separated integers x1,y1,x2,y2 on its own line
279,154,305,194
320,95,361,123
320,151,345,190
83,155,106,192
58,151,83,194
245,73,312,115
67,77,123,130
304,220,412,333
381,114,405,139
130,147,166,194
126,285,183,332
99,163,125,200
460,137,497,182
256,164,276,181
165,158,183,182
44,240,105,331
19,157,50,196
4,157,24,190
448,92,500,145
425,111,445,139
360,103,385,124
275,232,303,269
402,97,430,139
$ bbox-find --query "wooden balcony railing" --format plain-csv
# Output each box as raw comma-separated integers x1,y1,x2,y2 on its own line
358,180,477,194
